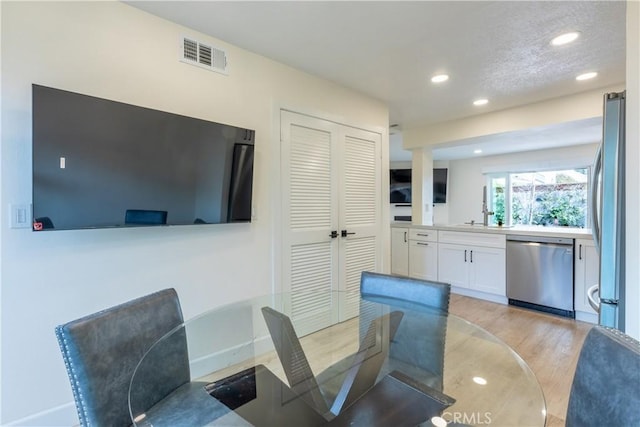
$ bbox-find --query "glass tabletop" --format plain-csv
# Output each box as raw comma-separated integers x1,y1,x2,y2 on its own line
129,292,545,427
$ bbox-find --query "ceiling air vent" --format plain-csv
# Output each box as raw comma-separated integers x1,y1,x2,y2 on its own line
180,36,228,75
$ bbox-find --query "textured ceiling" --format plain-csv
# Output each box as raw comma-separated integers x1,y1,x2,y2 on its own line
127,1,626,158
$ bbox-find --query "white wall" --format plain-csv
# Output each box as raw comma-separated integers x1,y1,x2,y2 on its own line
444,144,598,226
625,0,640,338
0,2,388,425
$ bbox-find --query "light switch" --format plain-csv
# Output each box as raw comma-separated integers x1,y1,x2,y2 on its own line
10,204,31,229
60,157,66,169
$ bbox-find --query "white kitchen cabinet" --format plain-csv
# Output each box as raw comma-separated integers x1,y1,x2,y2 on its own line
467,246,506,295
438,243,469,288
391,227,409,276
575,238,599,317
438,232,506,296
409,229,438,281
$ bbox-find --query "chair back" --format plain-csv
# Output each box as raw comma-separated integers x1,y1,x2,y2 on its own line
360,271,450,313
55,289,190,427
360,271,451,391
566,326,640,427
125,209,168,225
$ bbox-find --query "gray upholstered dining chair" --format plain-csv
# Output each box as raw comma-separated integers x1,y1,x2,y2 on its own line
566,325,640,427
316,271,452,406
55,288,221,427
359,271,451,391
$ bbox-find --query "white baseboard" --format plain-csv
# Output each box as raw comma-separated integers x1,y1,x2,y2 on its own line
575,310,598,324
190,334,273,379
451,286,508,305
5,401,78,426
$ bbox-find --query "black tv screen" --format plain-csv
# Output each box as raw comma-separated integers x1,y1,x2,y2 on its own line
390,168,448,204
433,168,448,203
390,169,411,204
32,84,255,231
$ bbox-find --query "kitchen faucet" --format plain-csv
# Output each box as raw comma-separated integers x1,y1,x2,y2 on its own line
482,185,494,226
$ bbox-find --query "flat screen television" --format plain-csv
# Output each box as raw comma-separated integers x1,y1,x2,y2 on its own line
390,169,412,204
389,168,448,204
433,168,448,204
32,84,255,231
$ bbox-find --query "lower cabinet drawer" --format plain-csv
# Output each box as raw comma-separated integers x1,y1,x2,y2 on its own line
409,228,438,242
438,230,505,248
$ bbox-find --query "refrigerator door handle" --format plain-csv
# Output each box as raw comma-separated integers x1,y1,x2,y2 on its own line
587,284,600,313
591,144,602,253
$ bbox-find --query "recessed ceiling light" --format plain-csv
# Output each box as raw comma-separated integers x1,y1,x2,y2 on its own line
431,74,449,83
474,149,483,154
576,72,598,81
551,32,580,46
473,99,489,106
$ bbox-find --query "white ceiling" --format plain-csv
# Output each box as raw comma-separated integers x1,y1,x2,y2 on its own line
127,0,626,159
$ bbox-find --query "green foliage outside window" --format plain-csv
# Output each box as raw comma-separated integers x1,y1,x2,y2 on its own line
493,186,505,224
512,183,587,227
489,168,588,228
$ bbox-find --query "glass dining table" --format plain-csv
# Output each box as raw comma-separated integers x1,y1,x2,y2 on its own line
129,291,546,426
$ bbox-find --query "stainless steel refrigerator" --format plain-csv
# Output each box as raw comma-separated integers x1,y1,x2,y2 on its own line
589,91,626,331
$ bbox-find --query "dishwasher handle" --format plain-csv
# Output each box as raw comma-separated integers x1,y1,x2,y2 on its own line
507,234,574,245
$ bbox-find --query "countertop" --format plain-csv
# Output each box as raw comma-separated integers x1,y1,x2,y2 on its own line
391,222,593,240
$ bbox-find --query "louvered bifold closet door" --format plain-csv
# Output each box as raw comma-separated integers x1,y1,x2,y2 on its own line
338,127,381,321
281,111,340,336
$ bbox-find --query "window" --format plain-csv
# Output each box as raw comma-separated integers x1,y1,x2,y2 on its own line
488,168,589,227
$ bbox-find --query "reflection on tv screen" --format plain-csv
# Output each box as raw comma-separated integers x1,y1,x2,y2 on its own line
32,85,255,231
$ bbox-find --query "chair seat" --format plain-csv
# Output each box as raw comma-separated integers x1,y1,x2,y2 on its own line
138,381,249,427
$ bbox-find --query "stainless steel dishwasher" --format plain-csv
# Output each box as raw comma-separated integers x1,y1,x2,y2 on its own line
506,235,574,317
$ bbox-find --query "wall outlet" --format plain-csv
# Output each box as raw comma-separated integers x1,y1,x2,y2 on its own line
10,204,31,229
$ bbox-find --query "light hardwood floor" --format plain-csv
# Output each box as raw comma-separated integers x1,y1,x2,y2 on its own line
448,294,593,427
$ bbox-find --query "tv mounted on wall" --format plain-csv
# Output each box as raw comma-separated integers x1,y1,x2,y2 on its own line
433,168,448,204
390,169,412,204
389,168,448,204
32,84,255,231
